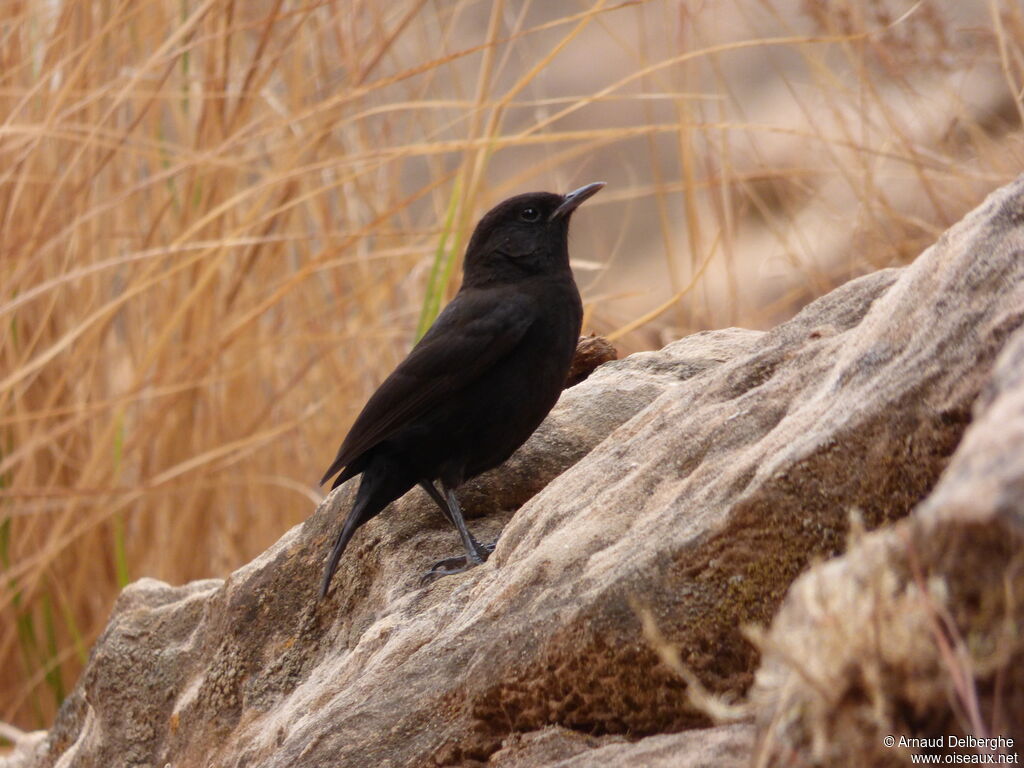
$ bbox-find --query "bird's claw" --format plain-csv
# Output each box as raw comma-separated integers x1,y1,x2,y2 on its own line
476,539,497,557
419,540,497,585
419,558,473,585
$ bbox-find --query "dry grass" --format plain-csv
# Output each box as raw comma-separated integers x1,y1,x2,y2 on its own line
1,0,1021,732
749,513,1024,767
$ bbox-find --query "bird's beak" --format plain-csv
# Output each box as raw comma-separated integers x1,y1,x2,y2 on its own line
549,181,606,221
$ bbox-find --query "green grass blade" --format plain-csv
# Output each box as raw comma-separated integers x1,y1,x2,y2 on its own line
40,593,65,706
415,180,462,341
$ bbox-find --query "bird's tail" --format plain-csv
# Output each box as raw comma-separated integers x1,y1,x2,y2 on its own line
319,457,346,488
318,460,413,599
318,509,363,600
320,454,363,490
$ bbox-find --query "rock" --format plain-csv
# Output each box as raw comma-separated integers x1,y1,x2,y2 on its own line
554,724,755,768
487,723,754,768
750,324,1024,766
565,334,618,387
30,326,761,768
20,176,1024,768
0,730,46,768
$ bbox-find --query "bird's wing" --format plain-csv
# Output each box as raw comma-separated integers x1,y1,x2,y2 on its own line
320,289,536,486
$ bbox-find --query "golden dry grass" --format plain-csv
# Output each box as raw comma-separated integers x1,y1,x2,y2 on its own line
1,0,1022,733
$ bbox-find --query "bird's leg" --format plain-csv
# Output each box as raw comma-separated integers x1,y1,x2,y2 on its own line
420,479,496,559
421,480,490,560
418,480,456,526
444,485,492,563
422,484,492,581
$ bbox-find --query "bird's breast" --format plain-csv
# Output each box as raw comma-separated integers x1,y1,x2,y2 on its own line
469,281,582,432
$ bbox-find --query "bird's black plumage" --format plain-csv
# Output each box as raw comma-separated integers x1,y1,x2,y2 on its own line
318,182,604,598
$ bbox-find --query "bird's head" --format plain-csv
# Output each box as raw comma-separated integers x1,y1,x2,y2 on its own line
461,182,605,285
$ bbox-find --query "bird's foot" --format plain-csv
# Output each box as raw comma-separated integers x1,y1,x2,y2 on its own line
420,556,475,584
477,538,497,556
419,540,497,585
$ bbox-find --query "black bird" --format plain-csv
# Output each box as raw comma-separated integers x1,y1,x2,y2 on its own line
318,181,605,598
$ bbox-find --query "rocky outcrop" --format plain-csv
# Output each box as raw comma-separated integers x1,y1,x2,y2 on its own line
486,723,754,767
751,321,1024,767
12,176,1024,768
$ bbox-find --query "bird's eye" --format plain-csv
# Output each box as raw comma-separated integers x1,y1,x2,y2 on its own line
520,206,540,222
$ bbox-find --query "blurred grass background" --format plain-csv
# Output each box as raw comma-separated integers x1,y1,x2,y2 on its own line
1,0,1021,733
